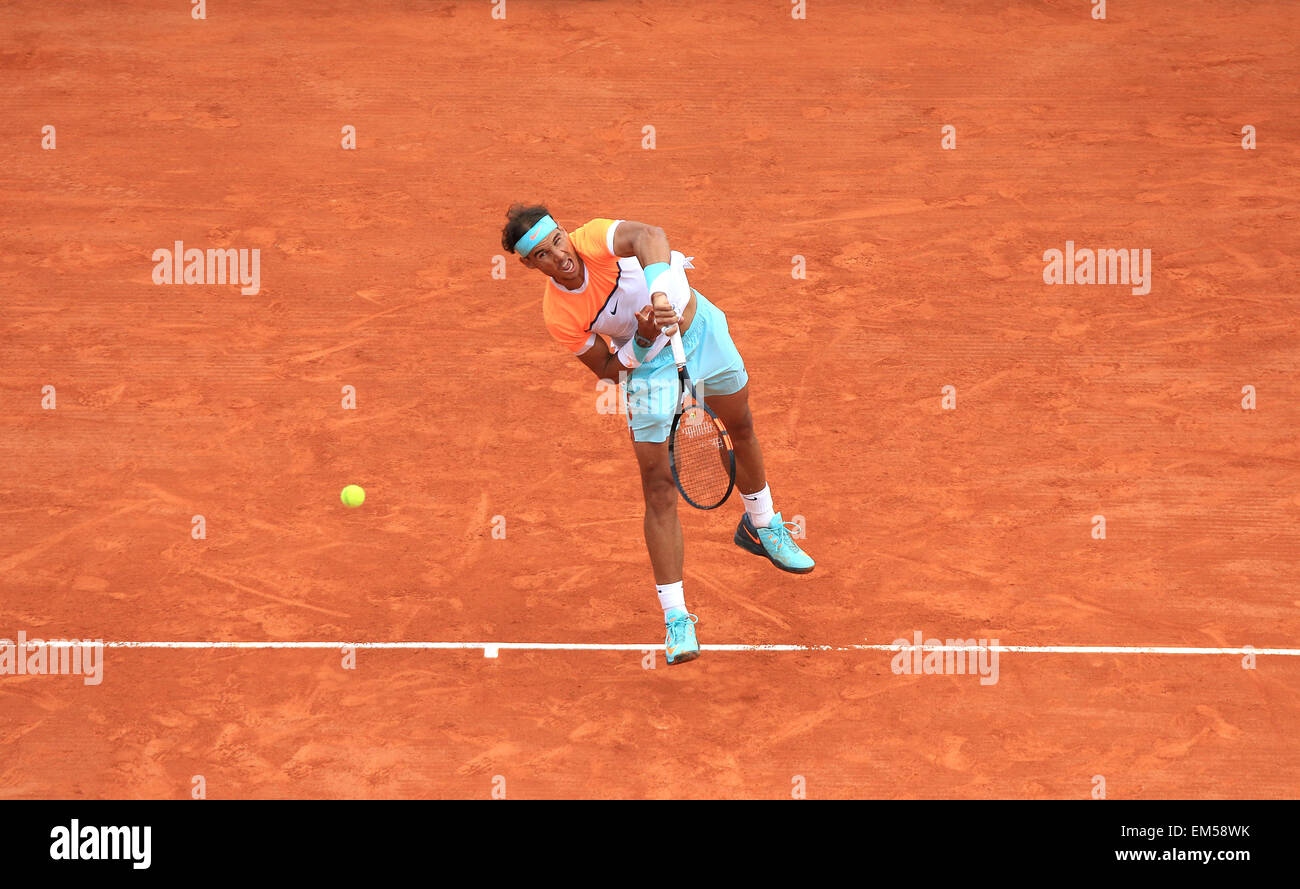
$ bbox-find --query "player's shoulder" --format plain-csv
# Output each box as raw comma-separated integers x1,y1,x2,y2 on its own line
570,218,622,257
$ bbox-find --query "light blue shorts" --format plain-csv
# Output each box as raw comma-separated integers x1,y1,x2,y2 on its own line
625,290,749,443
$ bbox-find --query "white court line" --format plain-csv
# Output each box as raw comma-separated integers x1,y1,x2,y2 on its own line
24,641,1300,655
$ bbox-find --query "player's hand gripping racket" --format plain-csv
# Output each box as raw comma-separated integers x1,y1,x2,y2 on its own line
662,311,736,510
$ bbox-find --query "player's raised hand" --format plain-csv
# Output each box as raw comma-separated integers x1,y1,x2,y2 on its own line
651,292,681,334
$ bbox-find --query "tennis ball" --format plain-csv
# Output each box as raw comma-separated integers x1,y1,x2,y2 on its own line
340,484,365,508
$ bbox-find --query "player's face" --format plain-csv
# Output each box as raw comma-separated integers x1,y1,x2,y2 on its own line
522,227,581,281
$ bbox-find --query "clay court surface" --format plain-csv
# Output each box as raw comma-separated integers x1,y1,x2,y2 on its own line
3,1,1299,798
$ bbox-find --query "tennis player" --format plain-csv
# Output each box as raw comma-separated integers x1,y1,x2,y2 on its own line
501,204,815,665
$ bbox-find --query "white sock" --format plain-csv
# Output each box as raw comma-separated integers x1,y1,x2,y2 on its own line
656,581,686,618
741,483,775,529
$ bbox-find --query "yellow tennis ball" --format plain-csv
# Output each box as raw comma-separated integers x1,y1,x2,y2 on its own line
340,484,365,508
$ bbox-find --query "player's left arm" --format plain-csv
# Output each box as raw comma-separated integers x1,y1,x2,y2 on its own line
611,221,683,331
611,220,671,265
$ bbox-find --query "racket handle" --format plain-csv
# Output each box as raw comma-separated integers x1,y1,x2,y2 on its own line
668,327,686,368
653,289,687,368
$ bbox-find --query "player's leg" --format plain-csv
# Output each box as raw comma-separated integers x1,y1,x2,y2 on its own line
627,362,700,665
632,438,683,585
690,292,815,574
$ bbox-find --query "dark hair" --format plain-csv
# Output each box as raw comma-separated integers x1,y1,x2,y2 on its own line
501,202,551,253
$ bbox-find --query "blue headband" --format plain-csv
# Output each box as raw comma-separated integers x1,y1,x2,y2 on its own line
514,214,558,256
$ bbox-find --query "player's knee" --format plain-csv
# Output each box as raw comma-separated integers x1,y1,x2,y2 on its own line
641,473,677,513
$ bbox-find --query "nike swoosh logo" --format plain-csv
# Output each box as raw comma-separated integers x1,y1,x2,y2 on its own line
610,303,616,314
743,495,758,500
743,527,760,544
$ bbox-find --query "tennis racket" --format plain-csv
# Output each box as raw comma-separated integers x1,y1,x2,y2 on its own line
664,320,736,510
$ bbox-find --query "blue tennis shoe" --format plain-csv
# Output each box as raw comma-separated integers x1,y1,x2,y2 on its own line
734,511,815,574
664,609,700,665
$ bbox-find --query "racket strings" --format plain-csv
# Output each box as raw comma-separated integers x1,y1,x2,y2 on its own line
671,405,732,506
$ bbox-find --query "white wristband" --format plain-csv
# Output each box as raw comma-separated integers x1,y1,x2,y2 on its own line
614,337,641,369
649,262,690,314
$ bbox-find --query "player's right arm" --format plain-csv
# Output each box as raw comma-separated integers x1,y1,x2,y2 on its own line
576,306,660,382
576,336,625,384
